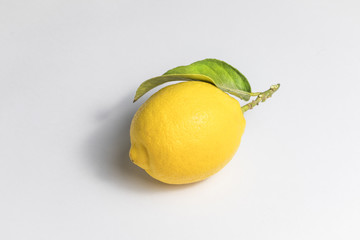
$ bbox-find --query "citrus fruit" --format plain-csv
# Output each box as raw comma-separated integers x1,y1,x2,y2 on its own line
129,81,246,184
128,58,280,185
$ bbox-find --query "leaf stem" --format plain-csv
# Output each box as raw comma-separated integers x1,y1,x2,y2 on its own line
249,92,262,96
241,84,280,113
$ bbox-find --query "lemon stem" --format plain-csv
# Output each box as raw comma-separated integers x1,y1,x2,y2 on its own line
241,84,280,113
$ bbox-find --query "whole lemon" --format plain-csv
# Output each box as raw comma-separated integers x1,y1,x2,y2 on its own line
129,81,246,184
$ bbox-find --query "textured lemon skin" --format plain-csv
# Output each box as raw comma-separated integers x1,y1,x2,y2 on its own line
129,81,246,184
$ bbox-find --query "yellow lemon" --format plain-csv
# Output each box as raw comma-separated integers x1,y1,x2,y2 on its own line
129,81,246,184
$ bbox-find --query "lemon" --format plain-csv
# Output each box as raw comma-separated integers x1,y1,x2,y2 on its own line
129,81,246,184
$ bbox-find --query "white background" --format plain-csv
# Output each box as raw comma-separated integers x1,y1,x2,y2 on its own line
1,0,359,239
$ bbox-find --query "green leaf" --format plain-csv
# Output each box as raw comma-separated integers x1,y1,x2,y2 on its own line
133,58,252,102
